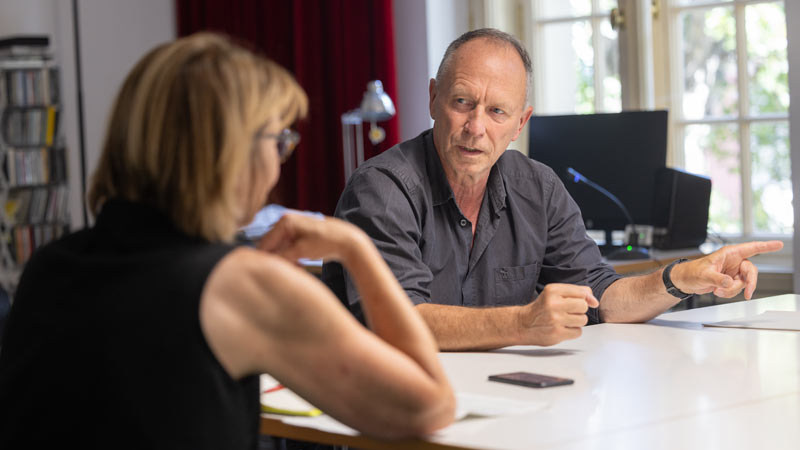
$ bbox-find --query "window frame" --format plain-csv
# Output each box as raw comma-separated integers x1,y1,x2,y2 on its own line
660,0,790,241
528,0,621,114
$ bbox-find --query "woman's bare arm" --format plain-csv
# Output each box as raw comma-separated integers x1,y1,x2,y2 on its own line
199,215,455,438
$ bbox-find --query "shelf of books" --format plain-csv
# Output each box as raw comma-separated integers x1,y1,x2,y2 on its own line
0,37,69,295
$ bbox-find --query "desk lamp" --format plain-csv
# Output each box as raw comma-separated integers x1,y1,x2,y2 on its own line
341,80,396,180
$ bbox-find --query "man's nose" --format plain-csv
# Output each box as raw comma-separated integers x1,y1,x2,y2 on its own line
463,108,486,136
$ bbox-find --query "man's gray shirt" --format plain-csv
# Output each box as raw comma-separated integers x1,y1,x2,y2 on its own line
322,129,620,324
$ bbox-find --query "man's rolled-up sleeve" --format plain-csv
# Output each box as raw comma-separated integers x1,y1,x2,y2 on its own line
334,167,434,308
539,171,622,324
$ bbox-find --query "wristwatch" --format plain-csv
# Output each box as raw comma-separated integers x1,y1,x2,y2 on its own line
662,258,693,300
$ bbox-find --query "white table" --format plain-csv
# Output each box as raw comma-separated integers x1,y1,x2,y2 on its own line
262,295,800,449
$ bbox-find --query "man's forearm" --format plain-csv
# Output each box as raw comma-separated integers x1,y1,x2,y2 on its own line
415,303,522,351
599,270,682,323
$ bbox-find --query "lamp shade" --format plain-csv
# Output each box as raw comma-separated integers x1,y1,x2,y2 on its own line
359,80,395,121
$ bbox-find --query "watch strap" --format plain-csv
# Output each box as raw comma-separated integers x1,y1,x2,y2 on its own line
662,258,692,300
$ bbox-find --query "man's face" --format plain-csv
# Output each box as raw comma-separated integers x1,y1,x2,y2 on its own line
429,38,533,183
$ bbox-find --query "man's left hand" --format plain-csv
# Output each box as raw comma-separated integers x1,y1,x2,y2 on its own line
671,241,783,299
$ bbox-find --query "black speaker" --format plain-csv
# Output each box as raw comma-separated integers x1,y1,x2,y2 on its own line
652,168,711,249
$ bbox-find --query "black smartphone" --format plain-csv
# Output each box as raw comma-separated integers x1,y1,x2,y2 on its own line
488,371,574,388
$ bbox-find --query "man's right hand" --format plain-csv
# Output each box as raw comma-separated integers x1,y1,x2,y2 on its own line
516,284,599,346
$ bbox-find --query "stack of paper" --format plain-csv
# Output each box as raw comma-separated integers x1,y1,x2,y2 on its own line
704,310,800,331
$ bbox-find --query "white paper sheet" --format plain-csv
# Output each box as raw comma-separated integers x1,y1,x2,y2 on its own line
278,391,548,435
453,392,548,419
281,414,359,436
704,310,800,331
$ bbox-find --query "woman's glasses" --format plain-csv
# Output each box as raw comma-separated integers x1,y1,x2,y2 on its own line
257,128,301,163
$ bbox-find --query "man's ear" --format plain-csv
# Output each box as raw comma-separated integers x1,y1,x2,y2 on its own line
428,78,437,119
511,105,534,141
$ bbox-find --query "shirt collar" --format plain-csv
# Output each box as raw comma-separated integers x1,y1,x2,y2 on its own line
424,129,508,214
487,159,507,217
423,130,455,206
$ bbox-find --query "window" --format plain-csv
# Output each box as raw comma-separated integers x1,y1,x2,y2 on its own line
526,0,791,238
667,0,790,237
530,0,622,114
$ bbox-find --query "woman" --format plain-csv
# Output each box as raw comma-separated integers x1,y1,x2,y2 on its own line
0,33,454,449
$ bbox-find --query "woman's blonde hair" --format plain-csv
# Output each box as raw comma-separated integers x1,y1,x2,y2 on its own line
88,32,308,241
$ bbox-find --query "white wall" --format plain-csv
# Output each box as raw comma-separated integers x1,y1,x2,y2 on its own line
66,0,176,227
0,0,58,35
0,0,175,229
392,0,431,141
393,0,471,141
425,0,471,85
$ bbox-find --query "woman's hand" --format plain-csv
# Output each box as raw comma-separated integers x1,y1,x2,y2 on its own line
257,213,369,265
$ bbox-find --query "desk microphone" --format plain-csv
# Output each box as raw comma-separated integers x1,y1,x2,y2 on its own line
566,167,650,260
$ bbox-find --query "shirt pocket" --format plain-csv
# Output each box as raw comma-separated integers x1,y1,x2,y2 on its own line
493,262,541,305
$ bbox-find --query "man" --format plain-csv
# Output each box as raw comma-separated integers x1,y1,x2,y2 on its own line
322,28,782,351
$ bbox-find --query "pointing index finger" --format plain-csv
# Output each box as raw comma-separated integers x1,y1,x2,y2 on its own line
732,240,783,259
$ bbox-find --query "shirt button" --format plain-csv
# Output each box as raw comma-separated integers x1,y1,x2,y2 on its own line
460,219,468,227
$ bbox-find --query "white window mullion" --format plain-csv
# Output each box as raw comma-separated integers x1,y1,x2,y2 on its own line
667,0,686,167
636,0,655,109
592,0,604,111
741,120,753,236
529,2,544,113
468,0,485,29
735,1,753,236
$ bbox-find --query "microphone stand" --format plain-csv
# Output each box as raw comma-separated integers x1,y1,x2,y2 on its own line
567,168,650,260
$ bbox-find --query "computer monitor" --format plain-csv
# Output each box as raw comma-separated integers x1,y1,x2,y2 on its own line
528,110,668,241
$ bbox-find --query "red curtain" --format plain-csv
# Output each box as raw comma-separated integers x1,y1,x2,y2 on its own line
176,0,399,215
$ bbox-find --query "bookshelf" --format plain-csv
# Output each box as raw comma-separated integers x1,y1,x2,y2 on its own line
0,38,70,294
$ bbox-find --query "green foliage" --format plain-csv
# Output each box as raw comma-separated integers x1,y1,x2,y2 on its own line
747,3,789,115
681,2,791,235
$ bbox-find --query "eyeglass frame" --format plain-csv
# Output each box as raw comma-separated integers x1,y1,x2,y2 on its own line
255,128,301,163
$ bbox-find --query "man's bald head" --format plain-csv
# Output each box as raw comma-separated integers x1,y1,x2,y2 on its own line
435,28,532,106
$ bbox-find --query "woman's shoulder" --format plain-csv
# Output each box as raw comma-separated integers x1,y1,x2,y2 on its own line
205,247,324,310
198,247,338,378
215,246,309,280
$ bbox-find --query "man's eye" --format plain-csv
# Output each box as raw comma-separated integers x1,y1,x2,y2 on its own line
454,98,475,110
491,108,505,115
